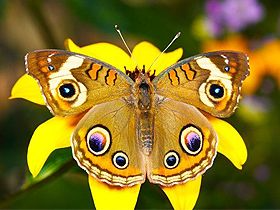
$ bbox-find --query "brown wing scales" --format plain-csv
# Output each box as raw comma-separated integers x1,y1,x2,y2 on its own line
154,51,249,117
25,50,133,116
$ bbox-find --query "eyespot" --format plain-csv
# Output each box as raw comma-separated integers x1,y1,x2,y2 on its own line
209,84,224,99
48,65,55,71
112,151,129,169
205,81,226,102
164,151,180,169
59,83,75,98
57,81,80,101
224,66,230,72
86,125,111,156
180,125,203,156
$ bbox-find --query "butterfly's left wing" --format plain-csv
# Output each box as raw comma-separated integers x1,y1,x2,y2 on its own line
71,98,146,187
147,98,217,186
26,50,133,116
153,51,249,118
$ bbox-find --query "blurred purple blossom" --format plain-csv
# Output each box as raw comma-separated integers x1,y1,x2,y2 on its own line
205,0,264,36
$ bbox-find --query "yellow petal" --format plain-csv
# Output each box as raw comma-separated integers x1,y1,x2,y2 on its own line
88,176,141,210
131,41,183,74
162,176,202,210
65,38,132,71
65,39,183,75
27,116,74,177
208,116,247,169
10,74,45,105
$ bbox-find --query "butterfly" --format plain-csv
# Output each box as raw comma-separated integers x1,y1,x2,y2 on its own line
25,49,249,187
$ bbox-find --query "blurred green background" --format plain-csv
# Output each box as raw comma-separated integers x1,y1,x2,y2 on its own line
0,0,280,209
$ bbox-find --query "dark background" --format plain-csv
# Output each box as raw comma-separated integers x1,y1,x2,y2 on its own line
0,0,279,209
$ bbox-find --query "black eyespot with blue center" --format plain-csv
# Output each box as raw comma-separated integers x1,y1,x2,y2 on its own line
209,84,224,99
224,65,230,72
180,124,203,156
86,125,111,156
116,156,126,167
164,151,180,169
59,83,76,98
48,65,55,71
113,152,129,169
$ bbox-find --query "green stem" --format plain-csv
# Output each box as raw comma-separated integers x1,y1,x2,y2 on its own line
0,159,75,208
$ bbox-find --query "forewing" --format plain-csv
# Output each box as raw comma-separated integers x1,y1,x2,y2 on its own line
153,51,250,117
25,50,133,116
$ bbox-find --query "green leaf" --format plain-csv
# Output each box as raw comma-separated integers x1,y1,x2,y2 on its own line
23,148,73,187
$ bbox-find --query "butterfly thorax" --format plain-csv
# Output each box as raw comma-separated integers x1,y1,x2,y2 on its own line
134,72,155,155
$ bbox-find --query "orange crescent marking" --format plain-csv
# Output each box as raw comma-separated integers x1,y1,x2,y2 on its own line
168,69,180,86
229,67,237,74
230,61,238,67
105,70,117,86
38,60,49,73
41,66,49,73
229,61,238,73
87,63,102,80
215,97,229,111
38,60,47,67
181,64,196,80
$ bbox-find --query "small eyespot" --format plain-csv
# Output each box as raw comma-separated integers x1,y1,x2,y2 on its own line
164,151,180,169
48,65,55,71
180,125,203,156
86,125,111,156
112,152,129,169
224,66,230,72
209,84,224,99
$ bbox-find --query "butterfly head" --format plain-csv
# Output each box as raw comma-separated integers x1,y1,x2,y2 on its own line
125,65,156,82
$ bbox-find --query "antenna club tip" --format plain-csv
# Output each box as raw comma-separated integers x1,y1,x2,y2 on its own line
114,25,119,30
176,32,181,38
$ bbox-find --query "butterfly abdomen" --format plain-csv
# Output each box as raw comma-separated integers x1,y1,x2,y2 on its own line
137,111,154,155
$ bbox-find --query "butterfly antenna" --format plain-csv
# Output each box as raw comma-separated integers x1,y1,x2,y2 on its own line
115,25,138,66
148,32,181,71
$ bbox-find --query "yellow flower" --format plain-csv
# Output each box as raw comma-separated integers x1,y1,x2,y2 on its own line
202,35,280,94
10,39,247,209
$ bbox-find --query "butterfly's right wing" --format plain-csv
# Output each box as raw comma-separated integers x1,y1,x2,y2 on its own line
153,51,249,118
147,98,217,186
25,50,133,116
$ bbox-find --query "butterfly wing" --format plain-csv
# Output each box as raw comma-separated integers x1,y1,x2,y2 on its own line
25,50,133,116
153,51,250,117
147,98,217,186
71,98,145,187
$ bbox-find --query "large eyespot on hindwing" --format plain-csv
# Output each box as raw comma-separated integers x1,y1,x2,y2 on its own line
86,125,111,156
180,124,203,156
57,80,80,101
112,151,129,169
164,151,180,169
